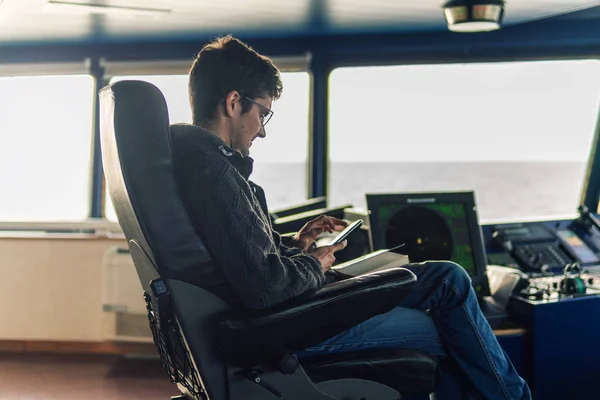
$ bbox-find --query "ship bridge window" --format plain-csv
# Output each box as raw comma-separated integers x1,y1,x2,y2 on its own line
329,60,600,222
104,72,310,221
0,74,94,221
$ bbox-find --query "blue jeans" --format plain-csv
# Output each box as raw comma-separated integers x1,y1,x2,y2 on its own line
297,261,531,400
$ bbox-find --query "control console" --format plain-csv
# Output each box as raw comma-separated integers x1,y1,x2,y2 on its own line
488,263,600,304
486,205,600,274
482,208,600,400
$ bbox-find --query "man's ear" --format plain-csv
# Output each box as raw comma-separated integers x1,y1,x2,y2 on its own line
223,90,241,118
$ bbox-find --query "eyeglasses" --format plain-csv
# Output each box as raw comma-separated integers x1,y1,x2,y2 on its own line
240,94,274,127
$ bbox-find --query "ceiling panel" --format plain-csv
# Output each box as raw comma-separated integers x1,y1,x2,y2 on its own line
328,0,600,29
0,0,599,44
0,0,92,41
0,0,312,42
99,0,312,37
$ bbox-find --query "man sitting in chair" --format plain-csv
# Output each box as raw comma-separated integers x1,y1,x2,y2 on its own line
170,35,531,400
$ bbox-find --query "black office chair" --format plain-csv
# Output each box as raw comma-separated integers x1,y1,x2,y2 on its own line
99,80,437,400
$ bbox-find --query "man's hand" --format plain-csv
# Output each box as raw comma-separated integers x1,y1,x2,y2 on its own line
292,215,348,252
308,240,348,272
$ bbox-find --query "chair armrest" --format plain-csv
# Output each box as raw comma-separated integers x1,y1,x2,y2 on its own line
217,267,416,367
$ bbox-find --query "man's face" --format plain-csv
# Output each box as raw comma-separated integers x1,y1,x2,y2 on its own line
231,95,273,157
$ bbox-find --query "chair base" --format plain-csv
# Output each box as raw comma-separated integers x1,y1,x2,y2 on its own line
317,379,401,400
227,364,402,400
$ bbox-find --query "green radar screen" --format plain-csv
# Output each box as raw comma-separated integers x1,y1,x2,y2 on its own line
378,203,476,278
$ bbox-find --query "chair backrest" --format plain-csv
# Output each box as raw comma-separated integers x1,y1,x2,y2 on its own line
99,80,231,400
99,80,215,289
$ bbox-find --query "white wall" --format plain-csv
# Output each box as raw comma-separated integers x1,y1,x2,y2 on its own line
0,236,129,341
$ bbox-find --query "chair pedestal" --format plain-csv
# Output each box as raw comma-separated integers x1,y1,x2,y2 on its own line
226,365,400,400
316,379,401,400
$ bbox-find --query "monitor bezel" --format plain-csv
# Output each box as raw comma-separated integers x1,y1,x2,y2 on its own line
366,191,490,297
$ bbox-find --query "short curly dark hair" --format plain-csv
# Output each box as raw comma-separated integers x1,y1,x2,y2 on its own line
188,35,283,125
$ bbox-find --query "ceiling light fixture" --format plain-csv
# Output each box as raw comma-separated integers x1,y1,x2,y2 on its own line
44,1,171,19
442,0,505,32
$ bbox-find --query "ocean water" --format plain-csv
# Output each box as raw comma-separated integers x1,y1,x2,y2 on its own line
251,161,588,222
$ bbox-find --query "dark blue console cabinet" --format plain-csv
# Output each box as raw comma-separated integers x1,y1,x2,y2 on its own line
508,295,600,400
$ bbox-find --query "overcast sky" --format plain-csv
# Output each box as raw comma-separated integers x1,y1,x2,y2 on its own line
328,60,600,163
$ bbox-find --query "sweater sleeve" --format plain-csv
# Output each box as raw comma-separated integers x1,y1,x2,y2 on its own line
177,151,326,309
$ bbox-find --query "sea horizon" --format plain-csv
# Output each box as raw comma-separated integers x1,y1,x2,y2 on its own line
251,160,588,222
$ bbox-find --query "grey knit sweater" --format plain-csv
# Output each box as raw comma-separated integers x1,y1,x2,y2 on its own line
171,124,326,309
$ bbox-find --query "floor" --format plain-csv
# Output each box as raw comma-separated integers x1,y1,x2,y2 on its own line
0,353,179,400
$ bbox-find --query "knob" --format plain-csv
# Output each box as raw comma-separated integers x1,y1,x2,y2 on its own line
278,354,299,374
560,277,587,294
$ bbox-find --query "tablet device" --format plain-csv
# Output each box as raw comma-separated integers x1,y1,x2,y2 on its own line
328,219,363,246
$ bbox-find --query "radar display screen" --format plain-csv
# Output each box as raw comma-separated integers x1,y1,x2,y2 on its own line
366,191,490,290
375,201,476,277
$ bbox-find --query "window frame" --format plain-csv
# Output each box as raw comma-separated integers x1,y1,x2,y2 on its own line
1,54,598,225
